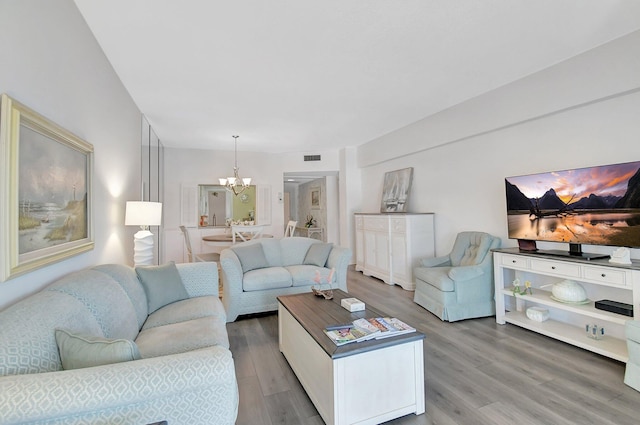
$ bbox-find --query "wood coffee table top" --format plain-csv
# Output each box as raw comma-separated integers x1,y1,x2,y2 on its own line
277,289,424,359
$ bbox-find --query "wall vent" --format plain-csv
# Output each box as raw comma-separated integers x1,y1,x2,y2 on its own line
304,154,321,162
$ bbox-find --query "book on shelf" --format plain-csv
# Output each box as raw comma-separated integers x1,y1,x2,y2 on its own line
323,317,415,346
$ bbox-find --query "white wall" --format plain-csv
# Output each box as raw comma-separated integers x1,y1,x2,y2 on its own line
162,146,341,262
356,30,640,258
0,0,142,310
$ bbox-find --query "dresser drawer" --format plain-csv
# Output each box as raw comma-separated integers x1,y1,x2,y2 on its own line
363,217,387,231
530,258,581,278
500,254,529,269
390,218,406,233
583,266,628,287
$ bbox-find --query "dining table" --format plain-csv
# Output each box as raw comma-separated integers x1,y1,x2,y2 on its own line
202,226,273,246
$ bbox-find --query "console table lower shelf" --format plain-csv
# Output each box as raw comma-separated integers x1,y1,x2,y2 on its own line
278,292,425,425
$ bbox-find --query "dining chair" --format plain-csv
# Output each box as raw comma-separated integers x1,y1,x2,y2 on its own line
284,220,297,237
179,225,220,262
231,224,265,243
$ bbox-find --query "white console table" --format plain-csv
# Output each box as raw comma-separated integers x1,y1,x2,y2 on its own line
494,248,640,362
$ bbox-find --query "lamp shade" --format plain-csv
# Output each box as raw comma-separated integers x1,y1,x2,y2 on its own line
125,201,162,226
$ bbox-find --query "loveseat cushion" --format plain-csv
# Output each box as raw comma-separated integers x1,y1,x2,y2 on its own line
136,262,189,313
279,237,320,266
55,329,141,370
142,296,226,330
414,266,455,292
136,316,229,358
92,264,149,329
232,243,269,272
242,267,293,291
257,238,284,266
286,265,335,287
303,242,333,267
47,269,140,341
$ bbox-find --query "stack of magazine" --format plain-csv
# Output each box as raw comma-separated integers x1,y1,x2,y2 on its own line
324,317,416,346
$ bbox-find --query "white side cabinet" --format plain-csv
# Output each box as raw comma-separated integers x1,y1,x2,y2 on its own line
355,213,435,290
494,248,640,362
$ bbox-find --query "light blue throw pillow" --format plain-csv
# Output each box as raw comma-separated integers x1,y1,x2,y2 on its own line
303,243,333,267
232,243,269,273
136,261,189,313
55,328,141,370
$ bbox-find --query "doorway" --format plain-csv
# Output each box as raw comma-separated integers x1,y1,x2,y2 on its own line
283,171,339,243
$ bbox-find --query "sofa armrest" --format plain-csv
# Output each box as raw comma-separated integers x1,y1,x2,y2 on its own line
220,249,244,322
0,346,238,425
176,261,219,298
420,255,451,268
327,246,352,292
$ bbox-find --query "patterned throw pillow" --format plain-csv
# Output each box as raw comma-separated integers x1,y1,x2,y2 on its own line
55,328,141,370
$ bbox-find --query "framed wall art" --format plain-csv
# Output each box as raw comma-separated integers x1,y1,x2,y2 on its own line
311,187,320,209
0,94,94,281
380,167,413,213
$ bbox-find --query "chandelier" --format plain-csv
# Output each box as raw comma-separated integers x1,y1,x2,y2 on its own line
219,135,251,196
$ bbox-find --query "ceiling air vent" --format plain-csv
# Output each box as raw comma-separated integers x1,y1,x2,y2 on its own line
304,154,321,162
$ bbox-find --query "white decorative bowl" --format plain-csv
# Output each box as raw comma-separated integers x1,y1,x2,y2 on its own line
551,280,587,303
526,306,549,322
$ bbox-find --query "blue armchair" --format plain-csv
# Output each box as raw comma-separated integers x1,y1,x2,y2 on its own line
413,231,500,322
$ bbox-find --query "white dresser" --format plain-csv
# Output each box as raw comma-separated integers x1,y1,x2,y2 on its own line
355,213,435,290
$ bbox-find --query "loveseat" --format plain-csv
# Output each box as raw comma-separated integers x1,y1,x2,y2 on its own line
0,262,238,425
220,237,351,322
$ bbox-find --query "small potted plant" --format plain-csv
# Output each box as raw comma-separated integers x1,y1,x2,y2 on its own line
305,214,316,228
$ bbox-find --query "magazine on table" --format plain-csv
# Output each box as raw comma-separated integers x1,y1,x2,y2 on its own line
373,317,416,339
324,317,415,345
324,322,377,346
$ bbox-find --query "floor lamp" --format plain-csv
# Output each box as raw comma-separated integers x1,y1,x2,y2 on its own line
125,201,162,267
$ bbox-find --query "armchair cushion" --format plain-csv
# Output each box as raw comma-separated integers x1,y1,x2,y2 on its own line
460,235,491,265
414,267,455,292
136,262,189,313
55,329,141,370
450,232,493,266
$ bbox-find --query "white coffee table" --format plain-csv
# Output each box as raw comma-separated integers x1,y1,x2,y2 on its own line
277,290,425,425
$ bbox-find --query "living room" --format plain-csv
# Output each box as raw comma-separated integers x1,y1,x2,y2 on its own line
2,1,640,423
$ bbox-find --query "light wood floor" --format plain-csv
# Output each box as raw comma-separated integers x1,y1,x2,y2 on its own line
227,267,640,424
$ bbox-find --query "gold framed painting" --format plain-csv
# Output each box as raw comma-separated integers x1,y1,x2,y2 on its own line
0,94,94,282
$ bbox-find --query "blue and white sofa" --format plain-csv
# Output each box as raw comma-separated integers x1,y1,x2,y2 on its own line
0,262,238,425
220,237,351,322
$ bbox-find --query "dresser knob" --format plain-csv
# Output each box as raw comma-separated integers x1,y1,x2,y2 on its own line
551,266,556,270
512,260,516,263
601,273,606,277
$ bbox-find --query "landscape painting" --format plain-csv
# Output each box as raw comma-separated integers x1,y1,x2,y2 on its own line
18,125,88,254
505,161,640,246
1,94,93,281
381,167,413,213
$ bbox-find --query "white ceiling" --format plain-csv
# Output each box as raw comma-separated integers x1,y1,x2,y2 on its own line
74,0,640,154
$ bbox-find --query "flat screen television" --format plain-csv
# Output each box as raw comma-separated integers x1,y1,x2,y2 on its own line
505,160,640,260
